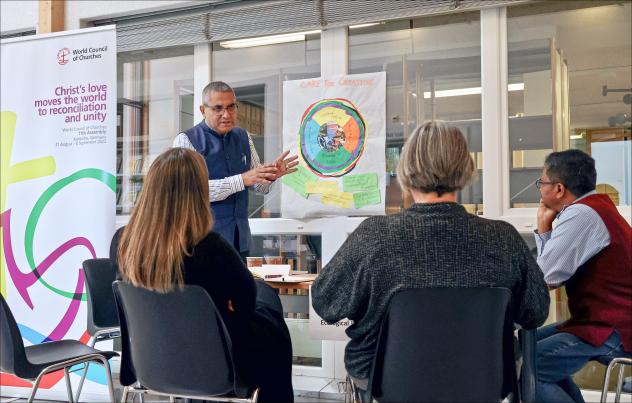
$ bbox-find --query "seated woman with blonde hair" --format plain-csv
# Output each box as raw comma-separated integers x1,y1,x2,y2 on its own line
311,120,550,391
110,147,293,403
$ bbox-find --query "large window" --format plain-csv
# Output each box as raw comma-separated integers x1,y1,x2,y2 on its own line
212,34,323,369
508,1,632,391
212,33,321,218
507,2,631,208
349,13,483,215
116,47,194,214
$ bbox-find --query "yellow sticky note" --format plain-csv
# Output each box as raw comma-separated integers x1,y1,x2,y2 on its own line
305,181,338,194
312,107,351,126
321,191,354,209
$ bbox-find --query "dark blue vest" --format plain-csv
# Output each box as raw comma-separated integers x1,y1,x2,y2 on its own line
183,120,251,252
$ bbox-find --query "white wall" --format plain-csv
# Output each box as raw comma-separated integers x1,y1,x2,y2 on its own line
64,0,197,30
147,54,194,160
0,0,38,34
0,0,197,34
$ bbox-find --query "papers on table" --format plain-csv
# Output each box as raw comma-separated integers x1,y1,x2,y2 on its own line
249,265,317,283
249,264,291,280
274,274,317,283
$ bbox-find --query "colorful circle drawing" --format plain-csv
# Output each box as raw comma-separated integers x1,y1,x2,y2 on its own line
299,98,367,177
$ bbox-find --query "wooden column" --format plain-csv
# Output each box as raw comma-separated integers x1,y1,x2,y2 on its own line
38,0,64,34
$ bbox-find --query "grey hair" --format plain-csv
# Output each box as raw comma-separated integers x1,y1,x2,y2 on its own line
202,81,235,104
397,120,477,196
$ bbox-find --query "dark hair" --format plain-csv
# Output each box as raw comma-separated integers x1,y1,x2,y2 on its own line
202,81,234,104
544,149,596,198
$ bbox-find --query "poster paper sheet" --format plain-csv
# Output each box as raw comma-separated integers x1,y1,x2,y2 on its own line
282,73,386,218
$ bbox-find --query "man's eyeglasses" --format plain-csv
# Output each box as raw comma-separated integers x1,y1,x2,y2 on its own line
535,178,558,189
205,103,238,115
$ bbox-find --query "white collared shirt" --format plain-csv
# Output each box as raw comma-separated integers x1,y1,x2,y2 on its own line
534,191,611,287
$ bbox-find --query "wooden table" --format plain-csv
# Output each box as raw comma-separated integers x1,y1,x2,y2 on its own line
265,280,313,291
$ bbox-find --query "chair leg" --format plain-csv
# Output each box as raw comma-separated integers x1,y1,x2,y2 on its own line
74,335,97,402
64,367,75,403
348,377,361,403
129,382,145,402
121,386,130,403
96,356,116,403
250,387,260,403
615,362,625,403
74,362,90,402
27,371,46,403
602,359,619,403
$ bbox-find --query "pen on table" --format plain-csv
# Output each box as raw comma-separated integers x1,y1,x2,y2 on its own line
264,274,283,279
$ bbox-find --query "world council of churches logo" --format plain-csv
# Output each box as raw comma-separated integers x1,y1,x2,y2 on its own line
57,48,70,65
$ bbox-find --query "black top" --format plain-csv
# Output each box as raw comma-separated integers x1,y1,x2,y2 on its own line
110,228,257,337
311,202,550,379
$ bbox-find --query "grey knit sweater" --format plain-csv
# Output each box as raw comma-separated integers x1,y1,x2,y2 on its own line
311,202,550,379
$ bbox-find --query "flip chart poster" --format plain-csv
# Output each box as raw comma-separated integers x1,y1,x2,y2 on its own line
282,73,386,218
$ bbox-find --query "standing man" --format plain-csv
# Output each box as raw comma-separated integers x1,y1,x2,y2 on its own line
174,81,298,259
534,149,631,402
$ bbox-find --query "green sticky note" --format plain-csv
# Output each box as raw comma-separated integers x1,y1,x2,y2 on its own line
353,189,381,209
282,165,319,198
343,173,378,192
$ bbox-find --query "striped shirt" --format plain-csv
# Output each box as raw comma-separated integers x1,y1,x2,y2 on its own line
173,132,271,202
534,191,610,287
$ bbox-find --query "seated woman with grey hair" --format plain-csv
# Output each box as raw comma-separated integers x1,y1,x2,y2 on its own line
311,120,550,391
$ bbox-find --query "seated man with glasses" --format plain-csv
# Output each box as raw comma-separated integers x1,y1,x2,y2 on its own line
174,81,298,259
534,149,632,403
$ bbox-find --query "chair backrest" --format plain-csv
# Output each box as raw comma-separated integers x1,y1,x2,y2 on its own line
112,281,248,398
83,258,119,334
369,287,517,403
0,294,28,378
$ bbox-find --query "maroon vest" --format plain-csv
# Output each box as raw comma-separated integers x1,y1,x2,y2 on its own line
557,194,632,351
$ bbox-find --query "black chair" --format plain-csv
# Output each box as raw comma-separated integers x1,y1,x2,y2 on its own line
112,281,259,402
359,287,519,403
74,258,122,401
0,294,117,403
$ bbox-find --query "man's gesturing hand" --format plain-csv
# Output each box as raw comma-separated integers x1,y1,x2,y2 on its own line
272,150,299,179
242,165,278,187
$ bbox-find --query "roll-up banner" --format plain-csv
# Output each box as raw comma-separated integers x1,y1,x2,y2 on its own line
1,26,117,400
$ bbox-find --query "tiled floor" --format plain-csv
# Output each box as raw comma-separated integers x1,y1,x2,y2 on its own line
2,399,340,403
0,375,347,403
1,396,342,403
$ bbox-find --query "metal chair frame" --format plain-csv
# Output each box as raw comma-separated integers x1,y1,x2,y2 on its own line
121,384,259,403
75,258,122,402
26,353,115,403
1,294,117,403
74,327,120,401
601,357,632,403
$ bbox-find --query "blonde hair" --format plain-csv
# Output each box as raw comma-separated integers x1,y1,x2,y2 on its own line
397,120,476,196
118,148,212,292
